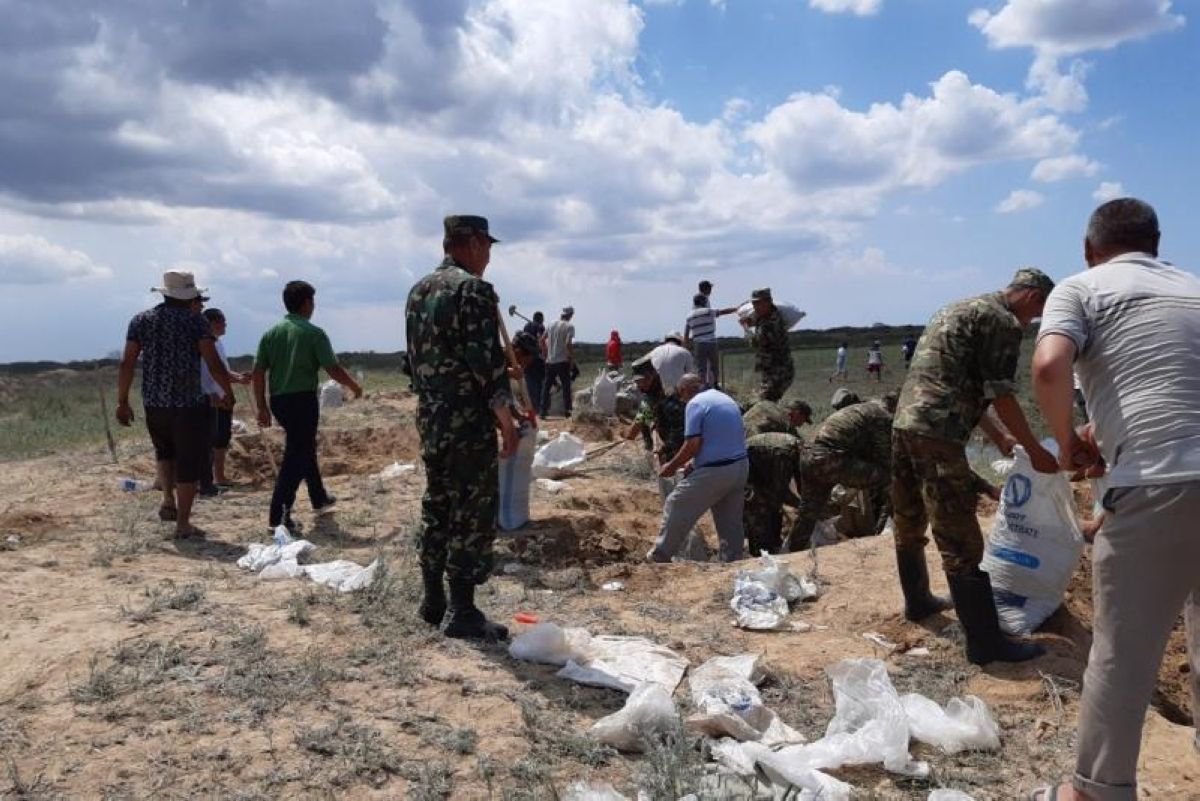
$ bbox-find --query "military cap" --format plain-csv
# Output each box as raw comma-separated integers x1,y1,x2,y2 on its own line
443,214,499,243
1009,267,1054,296
786,399,812,416
512,331,538,356
751,287,772,302
630,354,657,377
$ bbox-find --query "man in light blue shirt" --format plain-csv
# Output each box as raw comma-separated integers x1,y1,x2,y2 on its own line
649,374,749,562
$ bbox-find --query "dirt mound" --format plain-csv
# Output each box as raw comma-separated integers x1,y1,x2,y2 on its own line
561,414,617,442
505,513,650,568
227,425,420,487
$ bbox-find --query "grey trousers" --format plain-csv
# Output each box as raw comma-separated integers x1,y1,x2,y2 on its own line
651,459,748,563
1074,481,1200,801
694,341,720,388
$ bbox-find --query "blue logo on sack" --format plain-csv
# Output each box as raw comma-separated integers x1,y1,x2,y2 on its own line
1004,474,1033,508
991,546,1040,570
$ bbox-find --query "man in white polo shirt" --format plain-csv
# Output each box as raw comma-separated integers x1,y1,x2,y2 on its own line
648,374,749,563
540,306,576,418
1032,198,1200,801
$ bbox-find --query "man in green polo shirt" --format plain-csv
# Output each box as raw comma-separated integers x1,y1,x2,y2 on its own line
253,280,361,532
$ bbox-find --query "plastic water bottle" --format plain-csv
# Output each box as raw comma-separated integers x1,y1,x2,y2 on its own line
119,478,152,492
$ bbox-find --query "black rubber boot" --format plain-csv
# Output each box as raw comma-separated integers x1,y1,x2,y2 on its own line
948,570,1045,665
895,547,952,621
418,566,447,627
443,581,509,641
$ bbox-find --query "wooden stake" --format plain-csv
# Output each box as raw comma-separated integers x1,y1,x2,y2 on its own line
95,373,119,465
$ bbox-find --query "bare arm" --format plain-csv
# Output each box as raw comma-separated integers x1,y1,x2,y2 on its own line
326,364,363,398
976,410,1016,457
252,367,270,427
990,394,1057,473
1032,333,1101,472
116,340,140,425
660,436,701,477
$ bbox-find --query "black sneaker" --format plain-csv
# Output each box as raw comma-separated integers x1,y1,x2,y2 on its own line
198,485,221,498
314,495,338,515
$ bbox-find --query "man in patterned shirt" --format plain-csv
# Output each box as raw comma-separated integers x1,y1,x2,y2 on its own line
892,268,1058,665
406,215,517,641
117,270,233,539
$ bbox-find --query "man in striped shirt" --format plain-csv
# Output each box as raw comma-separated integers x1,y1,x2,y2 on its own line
684,292,738,389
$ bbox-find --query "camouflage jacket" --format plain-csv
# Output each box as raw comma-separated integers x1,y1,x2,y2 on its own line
749,308,791,372
894,291,1022,444
405,256,510,424
746,432,804,507
634,390,686,462
742,400,793,438
812,399,893,468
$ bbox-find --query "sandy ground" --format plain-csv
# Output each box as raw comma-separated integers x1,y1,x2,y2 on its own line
0,392,1196,800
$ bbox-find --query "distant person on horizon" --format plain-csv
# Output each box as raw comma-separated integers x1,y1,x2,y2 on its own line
116,270,234,539
866,340,884,381
901,334,917,368
829,341,849,383
541,306,575,418
685,291,738,389
253,280,361,534
605,329,623,370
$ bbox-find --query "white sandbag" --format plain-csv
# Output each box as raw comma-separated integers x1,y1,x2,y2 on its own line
715,741,853,801
817,658,926,776
901,694,1000,754
741,554,818,603
532,432,586,478
318,379,343,409
535,477,569,494
591,369,621,415
303,559,380,593
730,578,792,630
981,444,1084,635
508,622,593,666
498,423,537,530
373,461,415,480
737,302,806,330
562,783,629,801
686,654,804,745
929,792,977,801
237,539,315,572
557,635,689,694
589,683,680,753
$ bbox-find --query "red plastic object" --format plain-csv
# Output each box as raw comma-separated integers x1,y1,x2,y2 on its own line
514,612,540,625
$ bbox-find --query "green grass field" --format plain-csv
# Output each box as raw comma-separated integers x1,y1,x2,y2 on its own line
0,334,1045,463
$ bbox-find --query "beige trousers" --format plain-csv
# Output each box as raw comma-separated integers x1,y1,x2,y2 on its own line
1074,481,1200,801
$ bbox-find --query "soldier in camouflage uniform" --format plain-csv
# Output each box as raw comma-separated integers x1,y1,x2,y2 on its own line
787,394,897,551
741,288,794,402
625,355,686,465
405,215,517,641
742,398,812,438
892,267,1059,665
743,432,805,555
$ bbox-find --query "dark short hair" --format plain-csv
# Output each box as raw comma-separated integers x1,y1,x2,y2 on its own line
698,280,712,292
203,307,225,323
1086,198,1160,256
533,311,544,323
283,281,315,313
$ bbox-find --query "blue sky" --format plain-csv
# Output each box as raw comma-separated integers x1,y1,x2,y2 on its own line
0,0,1193,361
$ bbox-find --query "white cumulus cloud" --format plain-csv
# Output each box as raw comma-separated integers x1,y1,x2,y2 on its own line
0,234,111,285
809,0,882,16
1031,154,1100,182
970,0,1184,55
1092,181,1124,202
995,189,1044,214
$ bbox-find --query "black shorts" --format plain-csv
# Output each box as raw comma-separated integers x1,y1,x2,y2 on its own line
211,405,233,448
145,406,209,483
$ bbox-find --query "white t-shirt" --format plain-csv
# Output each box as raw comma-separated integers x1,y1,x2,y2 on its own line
649,343,695,396
545,319,575,364
1038,253,1200,487
200,339,229,398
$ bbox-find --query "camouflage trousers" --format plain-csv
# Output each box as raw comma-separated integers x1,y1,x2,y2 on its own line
755,360,795,403
418,413,499,585
890,430,982,577
789,447,889,551
743,493,784,556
